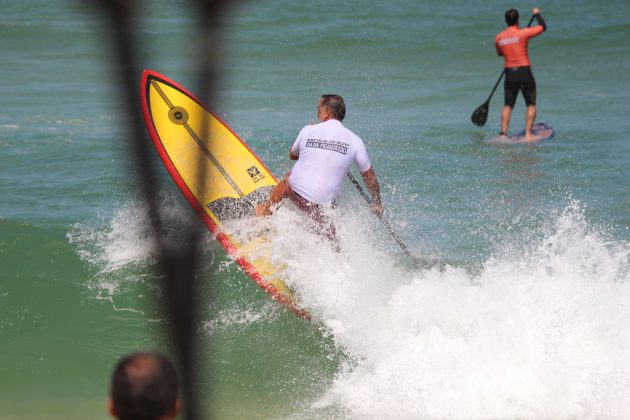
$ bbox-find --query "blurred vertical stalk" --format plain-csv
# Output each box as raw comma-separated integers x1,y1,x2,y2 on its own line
90,0,232,418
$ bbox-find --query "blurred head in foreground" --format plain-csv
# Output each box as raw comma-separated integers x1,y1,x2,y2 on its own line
109,352,179,420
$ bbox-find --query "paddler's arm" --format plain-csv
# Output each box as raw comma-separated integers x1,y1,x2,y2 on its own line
360,167,383,217
290,144,299,160
257,143,298,216
255,177,289,216
532,8,547,31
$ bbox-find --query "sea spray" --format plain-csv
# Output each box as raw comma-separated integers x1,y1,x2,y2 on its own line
66,192,201,302
270,201,630,418
67,191,630,417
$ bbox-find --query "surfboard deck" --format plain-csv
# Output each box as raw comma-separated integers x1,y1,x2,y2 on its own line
509,122,555,142
140,70,308,319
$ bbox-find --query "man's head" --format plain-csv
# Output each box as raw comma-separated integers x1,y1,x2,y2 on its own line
505,8,519,26
318,94,346,122
109,352,179,420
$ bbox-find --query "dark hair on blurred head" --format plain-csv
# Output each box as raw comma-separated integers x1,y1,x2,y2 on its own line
505,9,519,26
110,352,178,420
321,94,346,121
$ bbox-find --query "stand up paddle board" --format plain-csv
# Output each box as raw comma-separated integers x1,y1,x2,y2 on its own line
140,70,307,319
509,122,555,142
489,121,555,144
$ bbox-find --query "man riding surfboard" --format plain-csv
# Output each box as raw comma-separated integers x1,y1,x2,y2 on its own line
256,94,383,239
495,8,547,142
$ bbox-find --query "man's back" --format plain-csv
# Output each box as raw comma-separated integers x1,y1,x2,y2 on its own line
496,25,544,68
288,119,371,205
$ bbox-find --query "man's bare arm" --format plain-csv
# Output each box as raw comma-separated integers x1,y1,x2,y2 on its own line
360,167,383,216
290,146,299,160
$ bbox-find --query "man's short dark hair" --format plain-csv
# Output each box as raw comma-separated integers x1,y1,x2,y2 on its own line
321,94,346,121
110,352,178,420
505,9,519,26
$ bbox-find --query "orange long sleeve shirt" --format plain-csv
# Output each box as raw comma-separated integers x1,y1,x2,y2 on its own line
495,25,544,68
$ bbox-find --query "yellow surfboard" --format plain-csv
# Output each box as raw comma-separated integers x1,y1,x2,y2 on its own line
140,70,307,318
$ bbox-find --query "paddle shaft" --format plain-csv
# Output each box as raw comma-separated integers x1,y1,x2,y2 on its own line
346,172,415,258
484,69,506,104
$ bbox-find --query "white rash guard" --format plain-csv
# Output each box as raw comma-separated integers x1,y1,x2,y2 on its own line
288,119,372,206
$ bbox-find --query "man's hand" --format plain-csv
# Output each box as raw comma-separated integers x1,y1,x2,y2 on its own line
255,201,272,216
532,7,540,15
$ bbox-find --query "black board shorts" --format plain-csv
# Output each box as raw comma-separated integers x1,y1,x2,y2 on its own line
504,66,536,108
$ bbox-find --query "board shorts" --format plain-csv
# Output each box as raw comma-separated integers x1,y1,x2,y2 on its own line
286,183,337,242
504,66,537,108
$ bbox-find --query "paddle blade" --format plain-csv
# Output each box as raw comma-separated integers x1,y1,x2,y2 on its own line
470,101,489,126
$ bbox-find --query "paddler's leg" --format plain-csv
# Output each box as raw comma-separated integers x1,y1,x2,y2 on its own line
500,69,519,138
499,105,512,138
522,72,540,142
256,177,289,216
524,104,540,142
308,205,340,252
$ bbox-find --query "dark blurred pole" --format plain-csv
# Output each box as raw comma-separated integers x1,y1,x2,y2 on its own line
188,2,231,417
191,0,231,107
91,1,213,419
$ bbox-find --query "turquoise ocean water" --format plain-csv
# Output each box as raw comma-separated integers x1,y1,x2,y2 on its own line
1,1,629,418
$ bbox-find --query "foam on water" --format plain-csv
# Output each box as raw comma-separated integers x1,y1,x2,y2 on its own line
262,200,630,418
67,190,630,417
67,192,195,273
202,302,283,336
66,191,200,312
